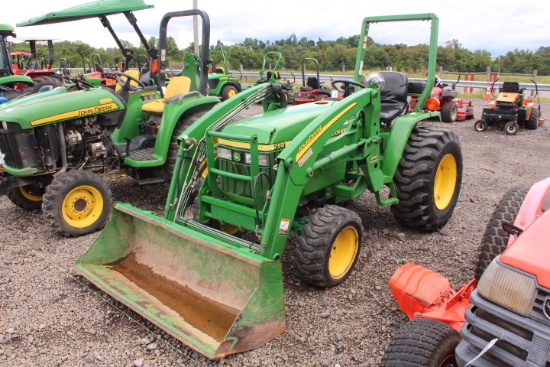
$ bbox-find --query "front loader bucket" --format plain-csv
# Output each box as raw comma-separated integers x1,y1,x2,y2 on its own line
75,203,285,359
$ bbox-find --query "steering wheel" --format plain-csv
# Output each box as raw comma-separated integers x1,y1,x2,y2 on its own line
113,71,145,91
331,79,365,97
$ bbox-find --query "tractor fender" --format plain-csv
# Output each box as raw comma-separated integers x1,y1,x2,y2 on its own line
381,111,440,178
152,93,220,160
510,177,550,246
1,74,34,86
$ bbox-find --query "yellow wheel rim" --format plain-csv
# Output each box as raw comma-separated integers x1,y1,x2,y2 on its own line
62,185,104,228
434,153,458,210
20,186,42,202
227,88,237,98
328,226,359,280
218,222,240,235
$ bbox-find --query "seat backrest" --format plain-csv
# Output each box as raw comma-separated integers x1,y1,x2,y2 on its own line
379,71,408,103
502,81,520,93
306,76,320,89
378,71,409,122
164,76,191,99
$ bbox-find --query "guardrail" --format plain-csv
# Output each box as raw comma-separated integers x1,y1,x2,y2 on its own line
228,71,550,92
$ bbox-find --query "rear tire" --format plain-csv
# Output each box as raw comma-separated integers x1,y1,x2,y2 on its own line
220,85,238,101
441,101,458,122
7,183,45,211
164,110,208,182
504,121,519,135
474,119,487,132
381,319,460,367
295,205,363,288
23,75,62,94
475,186,528,279
526,108,539,130
391,127,463,231
42,170,112,236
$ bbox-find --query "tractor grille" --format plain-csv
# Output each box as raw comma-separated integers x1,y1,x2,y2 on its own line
457,289,550,367
0,125,43,170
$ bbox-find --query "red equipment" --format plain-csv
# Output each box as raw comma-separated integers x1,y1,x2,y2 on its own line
293,58,332,104
389,263,476,331
410,76,474,122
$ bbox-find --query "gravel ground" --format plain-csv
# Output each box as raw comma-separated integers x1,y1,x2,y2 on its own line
1,98,550,367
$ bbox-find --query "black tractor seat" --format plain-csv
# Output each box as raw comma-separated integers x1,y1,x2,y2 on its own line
379,71,409,122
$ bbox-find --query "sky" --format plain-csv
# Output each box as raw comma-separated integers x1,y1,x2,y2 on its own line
3,0,549,57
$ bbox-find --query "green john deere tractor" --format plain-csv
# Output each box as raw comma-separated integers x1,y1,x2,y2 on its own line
254,51,294,101
0,24,34,103
75,13,463,359
207,49,241,100
0,4,220,236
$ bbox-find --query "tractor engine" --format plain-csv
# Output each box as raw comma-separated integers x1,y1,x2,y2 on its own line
63,115,117,171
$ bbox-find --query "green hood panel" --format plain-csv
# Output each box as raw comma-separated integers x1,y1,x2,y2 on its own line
0,88,125,129
222,101,335,144
17,0,153,26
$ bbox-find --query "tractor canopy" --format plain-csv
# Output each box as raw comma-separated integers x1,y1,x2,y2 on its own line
16,0,154,26
0,24,16,37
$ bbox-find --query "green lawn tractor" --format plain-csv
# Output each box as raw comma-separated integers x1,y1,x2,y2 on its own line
207,49,242,100
0,6,220,236
75,13,463,359
254,51,294,101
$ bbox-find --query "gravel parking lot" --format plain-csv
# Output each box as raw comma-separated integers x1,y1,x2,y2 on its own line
1,98,549,367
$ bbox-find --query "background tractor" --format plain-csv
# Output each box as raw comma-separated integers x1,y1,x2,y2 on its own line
474,80,545,135
0,24,34,103
207,48,242,100
381,177,550,367
0,3,219,237
293,58,332,104
75,13,464,359
253,51,294,101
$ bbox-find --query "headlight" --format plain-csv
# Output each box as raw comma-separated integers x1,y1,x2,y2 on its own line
244,153,270,166
217,147,232,160
477,258,537,315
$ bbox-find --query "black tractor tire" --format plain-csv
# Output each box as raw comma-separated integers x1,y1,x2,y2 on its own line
220,85,238,101
474,186,528,279
295,205,363,288
7,183,45,211
164,110,208,182
474,119,488,132
504,121,519,135
441,101,458,122
23,75,62,94
526,108,540,130
381,319,460,367
42,170,112,236
391,127,463,231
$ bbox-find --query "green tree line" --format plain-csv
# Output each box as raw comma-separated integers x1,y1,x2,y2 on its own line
9,34,550,75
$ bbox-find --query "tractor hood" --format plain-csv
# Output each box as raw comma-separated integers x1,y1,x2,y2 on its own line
17,0,153,26
222,101,336,144
500,209,550,289
0,88,124,129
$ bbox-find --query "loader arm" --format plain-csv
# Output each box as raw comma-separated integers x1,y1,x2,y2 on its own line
261,87,385,259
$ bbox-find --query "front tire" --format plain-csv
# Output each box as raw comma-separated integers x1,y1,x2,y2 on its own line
391,127,463,231
475,186,528,279
381,319,460,367
295,205,363,288
7,183,45,211
441,101,458,122
504,121,519,135
474,119,487,132
42,170,112,236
